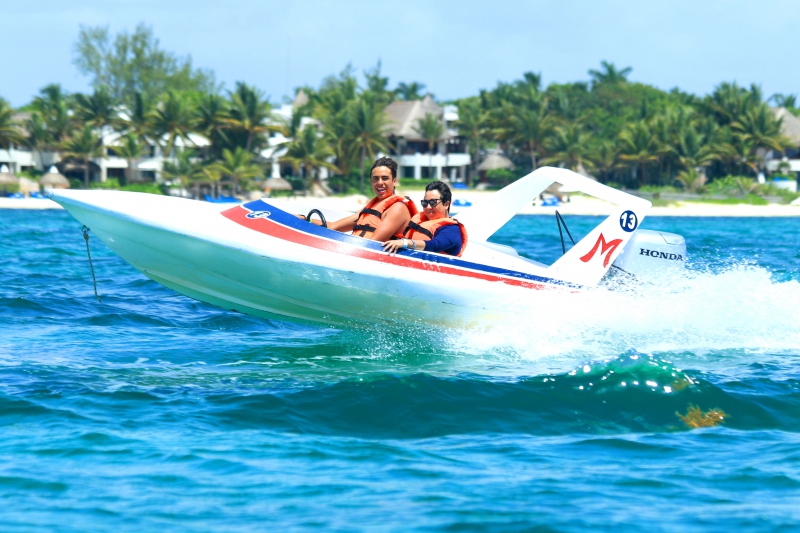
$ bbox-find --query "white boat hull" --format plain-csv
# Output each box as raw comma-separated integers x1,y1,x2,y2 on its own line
49,168,651,329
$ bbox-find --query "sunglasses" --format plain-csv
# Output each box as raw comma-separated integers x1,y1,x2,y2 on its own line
420,199,445,208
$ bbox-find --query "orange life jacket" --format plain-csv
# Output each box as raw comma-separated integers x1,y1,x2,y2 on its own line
402,213,469,257
352,194,418,239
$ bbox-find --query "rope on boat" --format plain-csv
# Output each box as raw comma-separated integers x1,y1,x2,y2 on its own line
555,210,575,255
81,226,101,303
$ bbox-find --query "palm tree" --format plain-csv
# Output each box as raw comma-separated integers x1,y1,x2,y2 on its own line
318,106,357,183
349,95,389,191
501,103,554,171
74,87,119,180
455,98,490,186
32,84,73,154
0,98,23,149
195,93,230,159
674,124,717,173
122,91,153,142
674,168,707,193
74,87,117,138
618,120,658,187
23,113,48,170
281,125,337,193
150,91,197,158
225,82,279,152
589,61,632,85
162,149,203,197
396,81,427,101
593,141,621,181
113,132,145,185
207,147,263,196
413,113,444,179
769,93,799,116
731,105,788,156
61,126,104,188
542,124,595,171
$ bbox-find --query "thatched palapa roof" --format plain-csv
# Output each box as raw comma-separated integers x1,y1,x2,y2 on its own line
773,107,800,145
0,164,18,185
39,166,70,188
264,177,293,191
384,95,452,142
477,151,513,171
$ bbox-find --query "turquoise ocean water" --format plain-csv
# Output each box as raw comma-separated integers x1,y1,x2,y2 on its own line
1,209,799,532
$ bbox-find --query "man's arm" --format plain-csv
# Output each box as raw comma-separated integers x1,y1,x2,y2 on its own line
368,203,411,241
298,212,358,232
327,213,358,232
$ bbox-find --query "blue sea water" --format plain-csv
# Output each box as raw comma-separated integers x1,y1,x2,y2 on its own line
1,209,799,532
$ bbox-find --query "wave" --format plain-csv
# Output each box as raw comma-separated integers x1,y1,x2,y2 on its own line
3,354,797,438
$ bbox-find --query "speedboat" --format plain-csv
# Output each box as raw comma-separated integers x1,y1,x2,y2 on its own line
48,167,686,328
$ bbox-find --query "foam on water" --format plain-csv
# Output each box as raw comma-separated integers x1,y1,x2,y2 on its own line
444,264,800,363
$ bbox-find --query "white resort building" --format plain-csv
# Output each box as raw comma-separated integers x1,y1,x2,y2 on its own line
0,94,470,193
384,95,470,181
766,107,800,192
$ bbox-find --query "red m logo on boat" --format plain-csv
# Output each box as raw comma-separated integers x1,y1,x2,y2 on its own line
580,233,623,268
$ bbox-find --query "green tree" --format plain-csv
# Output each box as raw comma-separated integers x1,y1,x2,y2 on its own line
61,125,104,188
542,124,595,171
349,94,389,191
769,93,799,116
413,112,444,179
0,98,23,149
150,91,197,157
589,61,632,85
161,148,203,196
73,23,218,105
113,132,145,185
674,168,707,193
22,113,49,170
395,81,427,101
74,87,119,174
31,84,73,152
224,82,278,152
281,125,337,192
121,91,153,142
499,102,554,170
364,60,393,105
455,97,490,186
207,147,263,196
195,92,230,159
618,120,658,187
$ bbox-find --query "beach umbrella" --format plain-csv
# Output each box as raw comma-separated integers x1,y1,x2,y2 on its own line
39,165,70,189
264,177,293,191
0,164,19,186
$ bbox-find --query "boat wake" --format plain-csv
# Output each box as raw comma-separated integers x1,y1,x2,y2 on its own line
357,263,800,365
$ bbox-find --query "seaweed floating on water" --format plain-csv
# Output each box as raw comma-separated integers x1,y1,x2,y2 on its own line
677,404,729,428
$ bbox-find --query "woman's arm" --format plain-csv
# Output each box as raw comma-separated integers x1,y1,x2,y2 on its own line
382,225,462,255
420,225,462,254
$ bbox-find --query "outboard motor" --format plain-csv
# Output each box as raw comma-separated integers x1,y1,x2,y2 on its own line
611,229,686,282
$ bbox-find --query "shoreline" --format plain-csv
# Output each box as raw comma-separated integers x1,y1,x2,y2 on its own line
3,191,799,217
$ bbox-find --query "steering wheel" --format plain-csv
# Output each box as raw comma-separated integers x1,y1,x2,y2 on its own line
306,209,327,228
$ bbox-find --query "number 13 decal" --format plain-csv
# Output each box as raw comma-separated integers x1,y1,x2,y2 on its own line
619,210,638,232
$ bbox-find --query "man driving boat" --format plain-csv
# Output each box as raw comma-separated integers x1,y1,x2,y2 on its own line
298,156,417,240
382,181,468,257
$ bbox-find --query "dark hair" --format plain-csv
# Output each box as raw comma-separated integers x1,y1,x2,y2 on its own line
370,156,398,178
425,181,452,207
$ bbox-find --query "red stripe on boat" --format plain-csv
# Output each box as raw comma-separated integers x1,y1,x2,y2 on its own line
222,206,557,291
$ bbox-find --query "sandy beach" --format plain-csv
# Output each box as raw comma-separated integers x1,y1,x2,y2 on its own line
267,189,800,217
3,190,799,216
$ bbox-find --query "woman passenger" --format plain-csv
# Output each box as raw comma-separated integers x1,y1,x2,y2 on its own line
382,181,468,257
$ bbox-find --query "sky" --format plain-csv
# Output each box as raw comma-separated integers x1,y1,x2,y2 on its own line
1,0,799,107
